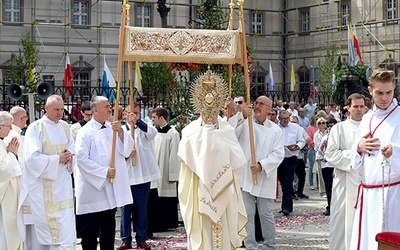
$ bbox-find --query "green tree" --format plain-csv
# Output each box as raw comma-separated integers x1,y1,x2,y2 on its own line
197,0,228,30
318,45,338,95
333,56,369,105
8,32,42,92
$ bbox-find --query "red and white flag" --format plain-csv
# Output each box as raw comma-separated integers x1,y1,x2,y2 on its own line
64,53,73,97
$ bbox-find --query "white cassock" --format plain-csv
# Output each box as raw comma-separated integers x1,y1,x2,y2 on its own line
20,116,76,249
350,99,400,250
75,119,134,214
325,118,362,250
178,117,247,250
123,123,161,186
0,139,23,250
152,126,180,197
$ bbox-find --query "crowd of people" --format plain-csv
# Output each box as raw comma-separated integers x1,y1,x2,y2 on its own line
0,68,399,250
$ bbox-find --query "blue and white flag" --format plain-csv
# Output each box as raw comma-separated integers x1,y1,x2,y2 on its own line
102,58,116,103
269,63,275,91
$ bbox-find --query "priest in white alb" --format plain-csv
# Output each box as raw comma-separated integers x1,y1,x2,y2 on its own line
325,93,365,250
0,111,23,250
20,95,76,249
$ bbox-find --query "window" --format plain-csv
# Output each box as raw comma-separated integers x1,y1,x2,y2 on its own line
300,9,310,32
386,0,397,20
339,1,350,27
3,0,22,23
136,5,151,27
73,0,90,26
74,72,90,96
251,12,263,34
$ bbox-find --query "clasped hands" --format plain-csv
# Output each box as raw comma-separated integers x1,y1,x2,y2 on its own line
60,149,74,165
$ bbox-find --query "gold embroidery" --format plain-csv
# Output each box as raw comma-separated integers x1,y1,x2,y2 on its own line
199,197,218,214
212,220,223,250
22,205,32,214
210,165,230,188
39,121,74,244
123,27,243,65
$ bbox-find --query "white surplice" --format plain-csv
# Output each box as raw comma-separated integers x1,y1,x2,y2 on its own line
20,116,76,248
178,117,247,250
350,99,400,250
123,123,161,185
236,118,284,199
152,126,180,197
75,119,134,214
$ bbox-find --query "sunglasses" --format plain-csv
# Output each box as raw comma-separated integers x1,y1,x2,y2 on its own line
235,101,243,104
327,124,334,128
318,122,326,125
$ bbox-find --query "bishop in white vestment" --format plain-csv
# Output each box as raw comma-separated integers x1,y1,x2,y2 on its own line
178,117,247,250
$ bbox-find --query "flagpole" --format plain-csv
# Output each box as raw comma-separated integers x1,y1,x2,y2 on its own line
226,0,235,121
238,0,257,185
110,0,129,183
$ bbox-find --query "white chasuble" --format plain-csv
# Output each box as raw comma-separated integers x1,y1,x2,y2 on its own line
178,117,247,250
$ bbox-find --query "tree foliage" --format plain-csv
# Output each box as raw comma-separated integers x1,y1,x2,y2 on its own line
7,32,42,92
318,45,337,95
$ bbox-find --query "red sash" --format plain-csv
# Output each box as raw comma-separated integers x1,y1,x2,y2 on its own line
354,180,400,250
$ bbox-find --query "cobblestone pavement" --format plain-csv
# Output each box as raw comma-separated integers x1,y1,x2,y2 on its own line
76,182,330,250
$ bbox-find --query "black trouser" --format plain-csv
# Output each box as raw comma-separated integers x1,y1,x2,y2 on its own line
295,158,306,196
321,167,334,211
80,208,117,250
278,156,297,212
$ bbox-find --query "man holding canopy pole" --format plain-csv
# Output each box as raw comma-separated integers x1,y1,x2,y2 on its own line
75,96,134,250
233,96,284,250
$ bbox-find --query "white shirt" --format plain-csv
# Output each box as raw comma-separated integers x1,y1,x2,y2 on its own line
279,122,305,158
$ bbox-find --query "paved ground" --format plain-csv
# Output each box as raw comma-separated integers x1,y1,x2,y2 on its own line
76,178,330,249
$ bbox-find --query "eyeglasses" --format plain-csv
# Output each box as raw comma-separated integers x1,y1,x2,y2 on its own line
318,122,326,125
235,101,243,104
327,124,334,128
0,124,12,129
83,113,93,117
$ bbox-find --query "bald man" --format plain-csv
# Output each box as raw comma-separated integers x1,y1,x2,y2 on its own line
236,96,284,249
